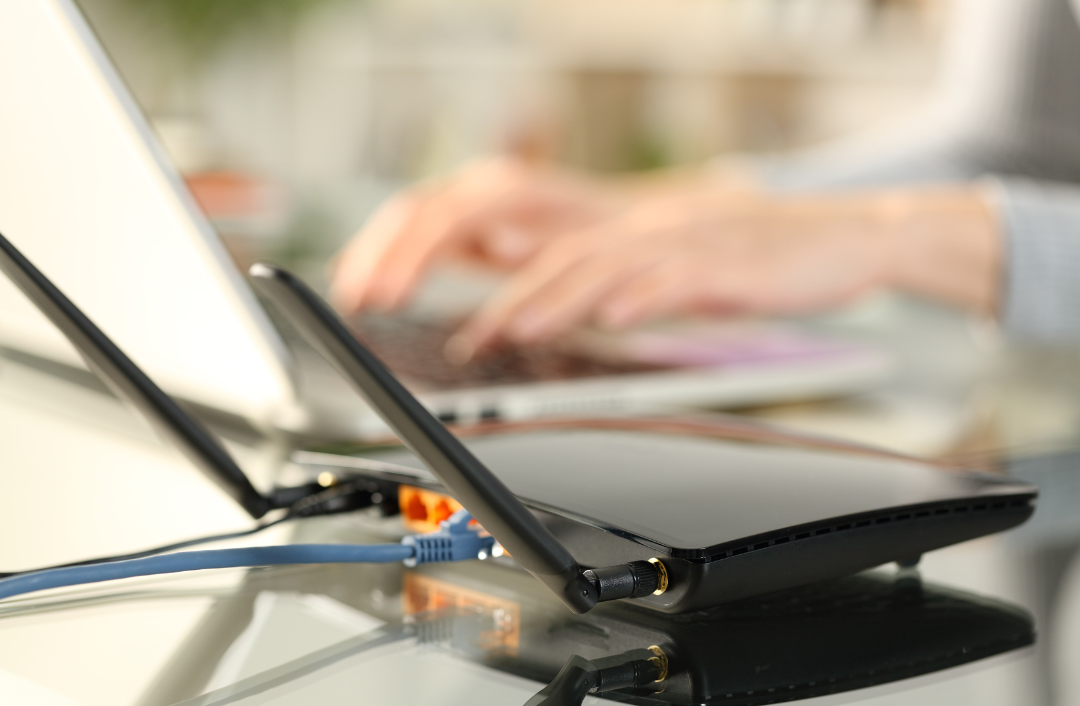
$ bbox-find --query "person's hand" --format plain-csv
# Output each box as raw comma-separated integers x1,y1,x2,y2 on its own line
329,156,619,314
448,187,1001,360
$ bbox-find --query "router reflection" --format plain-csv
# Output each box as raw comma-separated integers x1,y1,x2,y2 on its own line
513,569,1033,705
120,561,1032,705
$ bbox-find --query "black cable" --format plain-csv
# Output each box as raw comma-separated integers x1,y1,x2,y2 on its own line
0,481,382,580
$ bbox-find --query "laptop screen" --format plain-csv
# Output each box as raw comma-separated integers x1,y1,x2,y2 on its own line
0,0,295,423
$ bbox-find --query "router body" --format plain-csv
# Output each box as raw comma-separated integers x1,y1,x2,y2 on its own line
0,223,1036,617
348,418,1036,613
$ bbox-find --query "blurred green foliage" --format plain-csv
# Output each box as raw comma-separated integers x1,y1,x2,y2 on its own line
114,0,339,57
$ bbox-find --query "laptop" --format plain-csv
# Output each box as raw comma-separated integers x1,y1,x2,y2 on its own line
0,0,893,440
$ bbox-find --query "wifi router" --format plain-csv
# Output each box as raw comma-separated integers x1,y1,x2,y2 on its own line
249,264,1036,614
301,421,1036,613
0,229,1035,617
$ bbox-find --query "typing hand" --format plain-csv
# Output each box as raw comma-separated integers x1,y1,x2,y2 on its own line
329,156,618,314
447,187,1000,361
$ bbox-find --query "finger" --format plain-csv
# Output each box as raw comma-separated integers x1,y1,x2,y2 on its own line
330,194,419,313
597,258,701,329
330,159,525,313
360,195,475,311
599,254,758,327
477,222,546,265
503,244,681,343
333,184,508,313
460,235,675,349
452,234,610,352
448,204,702,357
362,167,560,310
599,254,766,326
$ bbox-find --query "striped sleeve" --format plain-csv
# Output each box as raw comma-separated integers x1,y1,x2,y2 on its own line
995,178,1080,342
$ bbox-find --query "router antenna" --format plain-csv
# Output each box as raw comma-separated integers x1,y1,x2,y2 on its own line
250,263,665,614
0,232,271,519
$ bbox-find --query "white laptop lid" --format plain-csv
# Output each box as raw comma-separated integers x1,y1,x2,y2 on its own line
0,0,297,424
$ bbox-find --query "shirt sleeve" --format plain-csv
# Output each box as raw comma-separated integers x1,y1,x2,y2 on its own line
737,131,986,192
738,153,1080,342
994,177,1080,342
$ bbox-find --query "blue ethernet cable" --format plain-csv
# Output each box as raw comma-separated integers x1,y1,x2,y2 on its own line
0,545,413,601
0,510,495,602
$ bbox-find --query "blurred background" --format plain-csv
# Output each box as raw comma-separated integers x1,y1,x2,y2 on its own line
75,0,1054,463
75,0,949,283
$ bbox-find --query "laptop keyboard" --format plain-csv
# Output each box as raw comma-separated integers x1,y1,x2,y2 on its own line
347,314,666,390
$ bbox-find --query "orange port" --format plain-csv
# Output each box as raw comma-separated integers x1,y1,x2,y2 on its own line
403,573,520,654
398,485,465,533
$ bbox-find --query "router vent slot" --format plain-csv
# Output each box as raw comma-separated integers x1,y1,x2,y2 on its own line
711,498,1030,562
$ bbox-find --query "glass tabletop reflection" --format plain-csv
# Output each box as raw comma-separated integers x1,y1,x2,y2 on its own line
8,441,1080,706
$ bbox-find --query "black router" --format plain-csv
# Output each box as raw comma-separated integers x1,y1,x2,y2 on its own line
0,230,1037,615
247,264,1037,614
